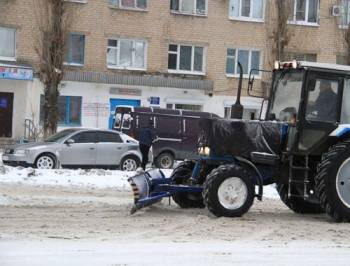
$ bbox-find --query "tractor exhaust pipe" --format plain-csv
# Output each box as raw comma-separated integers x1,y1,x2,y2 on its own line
231,61,244,119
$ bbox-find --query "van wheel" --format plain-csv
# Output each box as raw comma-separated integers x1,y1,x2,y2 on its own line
154,153,174,169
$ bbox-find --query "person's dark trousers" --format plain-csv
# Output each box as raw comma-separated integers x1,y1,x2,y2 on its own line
139,144,150,170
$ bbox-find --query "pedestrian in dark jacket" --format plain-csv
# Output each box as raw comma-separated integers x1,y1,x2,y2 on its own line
138,119,158,172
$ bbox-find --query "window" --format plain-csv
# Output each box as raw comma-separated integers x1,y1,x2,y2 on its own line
0,27,16,60
166,103,202,111
288,0,319,25
226,48,261,77
224,106,260,120
341,79,350,123
229,0,264,21
109,0,147,10
170,0,207,16
107,39,147,70
285,52,317,62
339,1,350,28
306,79,338,122
65,34,85,66
71,132,95,143
336,55,347,65
40,95,82,126
98,132,122,143
168,44,205,74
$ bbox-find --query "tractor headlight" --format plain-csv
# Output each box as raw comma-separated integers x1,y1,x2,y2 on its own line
275,60,299,69
198,147,210,156
274,61,280,70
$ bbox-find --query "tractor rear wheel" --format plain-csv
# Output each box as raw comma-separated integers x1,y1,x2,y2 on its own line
315,140,350,222
171,161,205,208
276,183,324,214
203,164,254,217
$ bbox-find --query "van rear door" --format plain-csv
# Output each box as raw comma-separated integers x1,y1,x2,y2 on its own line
180,111,213,160
152,109,182,159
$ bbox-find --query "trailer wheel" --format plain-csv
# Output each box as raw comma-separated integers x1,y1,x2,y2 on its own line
276,183,324,214
171,161,205,208
315,140,350,222
203,164,254,217
154,152,174,169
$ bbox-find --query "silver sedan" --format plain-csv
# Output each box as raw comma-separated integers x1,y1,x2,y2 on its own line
2,128,152,171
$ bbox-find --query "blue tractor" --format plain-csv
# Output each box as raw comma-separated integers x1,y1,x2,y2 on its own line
129,60,350,223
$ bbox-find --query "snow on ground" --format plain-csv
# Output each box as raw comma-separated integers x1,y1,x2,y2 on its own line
1,156,350,266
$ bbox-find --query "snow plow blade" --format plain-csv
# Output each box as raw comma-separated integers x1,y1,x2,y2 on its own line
128,168,172,214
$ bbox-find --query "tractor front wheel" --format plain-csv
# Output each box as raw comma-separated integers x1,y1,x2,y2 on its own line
203,164,254,217
171,161,205,208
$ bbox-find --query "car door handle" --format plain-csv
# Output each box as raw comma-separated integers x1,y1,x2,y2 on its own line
117,147,122,149
90,147,95,150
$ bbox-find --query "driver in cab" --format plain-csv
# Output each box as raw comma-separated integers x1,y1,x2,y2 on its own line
307,80,337,121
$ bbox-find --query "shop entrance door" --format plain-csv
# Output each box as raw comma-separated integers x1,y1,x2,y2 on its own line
0,92,14,137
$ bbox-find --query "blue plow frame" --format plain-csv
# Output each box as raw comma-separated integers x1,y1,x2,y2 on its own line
127,168,203,214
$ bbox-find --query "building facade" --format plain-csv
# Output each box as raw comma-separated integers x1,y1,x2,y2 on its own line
0,0,348,139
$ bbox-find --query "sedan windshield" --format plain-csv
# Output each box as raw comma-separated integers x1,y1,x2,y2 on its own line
267,70,304,122
44,129,80,143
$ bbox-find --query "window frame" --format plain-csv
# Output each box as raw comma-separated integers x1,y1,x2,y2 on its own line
0,27,16,61
336,55,347,65
167,44,206,75
287,0,319,26
64,34,85,66
170,0,208,16
106,38,148,70
229,0,265,22
166,103,203,111
225,47,262,78
98,132,123,143
285,52,317,62
109,0,148,11
339,1,350,29
40,95,82,127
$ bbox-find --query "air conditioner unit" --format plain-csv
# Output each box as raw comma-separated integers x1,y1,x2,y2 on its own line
331,6,341,16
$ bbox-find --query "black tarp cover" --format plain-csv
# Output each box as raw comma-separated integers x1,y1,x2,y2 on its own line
198,118,283,157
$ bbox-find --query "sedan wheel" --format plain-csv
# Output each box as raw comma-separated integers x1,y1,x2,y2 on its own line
35,154,55,169
119,156,140,171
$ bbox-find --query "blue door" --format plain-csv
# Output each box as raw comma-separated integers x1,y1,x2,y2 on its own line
109,99,140,129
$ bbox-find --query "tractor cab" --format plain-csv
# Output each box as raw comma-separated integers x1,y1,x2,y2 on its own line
264,61,350,156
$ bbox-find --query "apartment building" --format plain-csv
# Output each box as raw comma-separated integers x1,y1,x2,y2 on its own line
0,0,348,139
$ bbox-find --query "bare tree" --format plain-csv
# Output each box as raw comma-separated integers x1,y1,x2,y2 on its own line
272,0,292,61
35,0,75,138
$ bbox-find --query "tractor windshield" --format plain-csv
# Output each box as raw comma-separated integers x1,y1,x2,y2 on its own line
266,70,304,122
